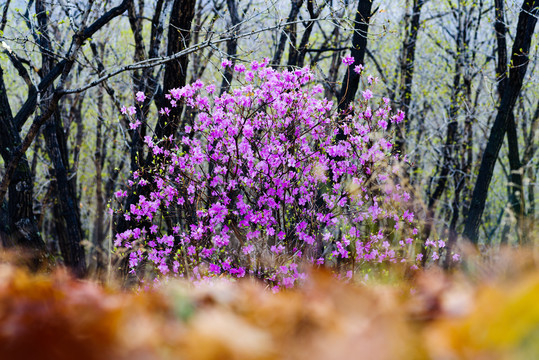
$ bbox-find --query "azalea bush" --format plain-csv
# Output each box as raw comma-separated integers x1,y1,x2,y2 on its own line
114,58,445,287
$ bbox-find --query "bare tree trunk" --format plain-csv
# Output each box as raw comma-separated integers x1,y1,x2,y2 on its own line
422,67,460,259
0,67,45,252
220,0,242,94
93,85,106,276
294,0,324,68
116,0,196,281
395,0,425,153
37,0,86,277
0,0,130,214
157,0,196,138
463,0,538,244
494,0,525,243
337,0,373,115
272,0,304,67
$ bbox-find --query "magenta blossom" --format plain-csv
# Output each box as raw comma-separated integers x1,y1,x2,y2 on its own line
221,58,232,68
129,119,141,130
136,91,146,102
342,56,355,65
114,62,422,287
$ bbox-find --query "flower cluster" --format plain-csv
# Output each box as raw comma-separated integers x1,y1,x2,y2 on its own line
115,59,434,287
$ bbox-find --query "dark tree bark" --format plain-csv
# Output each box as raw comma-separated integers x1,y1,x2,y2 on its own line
220,0,242,94
395,0,425,153
494,0,525,241
115,0,196,280
0,0,130,206
126,0,148,173
422,65,461,259
272,0,304,67
93,86,107,276
0,0,44,253
293,0,325,68
156,0,197,139
37,0,86,277
421,0,485,262
0,67,45,252
337,0,373,114
463,0,538,244
0,0,129,274
286,2,301,67
522,102,539,219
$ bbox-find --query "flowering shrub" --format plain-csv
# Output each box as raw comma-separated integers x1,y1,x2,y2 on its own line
114,58,431,287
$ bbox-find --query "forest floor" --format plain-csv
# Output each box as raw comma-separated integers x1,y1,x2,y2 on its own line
0,247,538,360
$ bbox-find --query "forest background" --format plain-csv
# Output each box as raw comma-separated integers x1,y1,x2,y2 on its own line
0,0,538,278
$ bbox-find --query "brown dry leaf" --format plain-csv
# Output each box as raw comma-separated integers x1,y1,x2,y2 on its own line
424,273,539,360
181,309,276,360
1,250,539,360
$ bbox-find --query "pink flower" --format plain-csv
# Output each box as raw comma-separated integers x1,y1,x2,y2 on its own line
221,58,232,68
158,263,169,274
113,60,421,286
270,244,284,254
205,84,216,94
129,119,141,130
362,89,373,100
209,263,221,275
392,110,405,123
342,56,355,65
367,75,378,85
243,244,254,255
126,106,136,116
354,64,364,74
250,60,260,70
136,91,146,102
234,63,246,73
403,210,414,223
452,253,460,262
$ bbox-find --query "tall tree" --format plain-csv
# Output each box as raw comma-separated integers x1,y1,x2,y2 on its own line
493,0,526,242
114,0,197,279
272,0,304,67
292,0,325,68
463,0,538,244
395,0,426,152
36,0,87,277
156,0,197,139
220,0,242,94
337,0,373,114
422,0,485,260
0,68,45,252
0,0,130,274
0,0,44,253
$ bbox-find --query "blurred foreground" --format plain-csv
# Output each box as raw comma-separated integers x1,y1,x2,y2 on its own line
0,248,539,360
